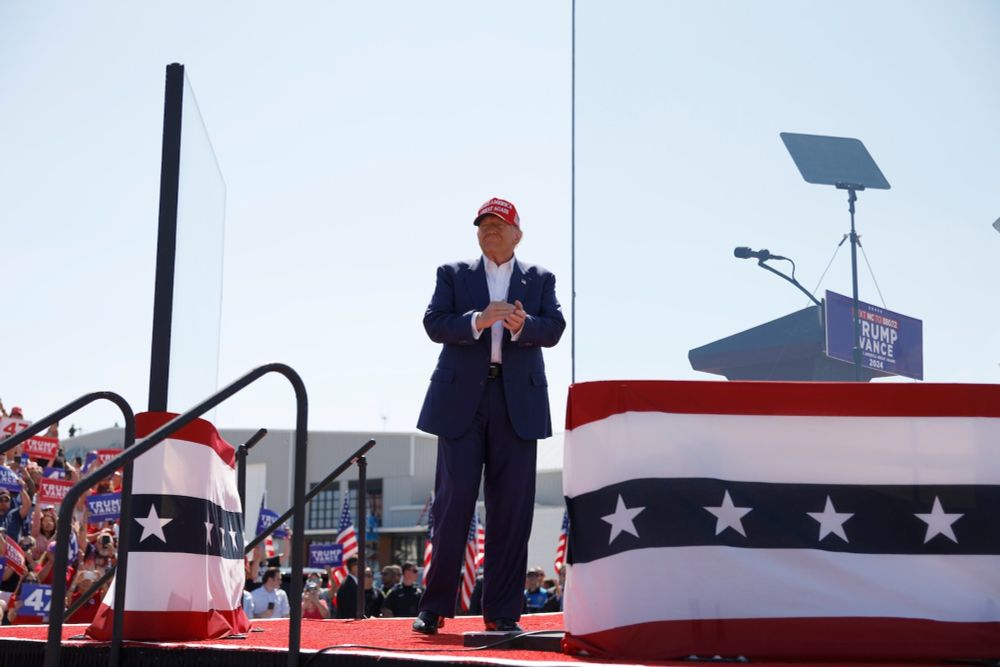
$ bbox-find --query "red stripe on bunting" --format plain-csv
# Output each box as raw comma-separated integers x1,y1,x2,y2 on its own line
563,616,1000,661
135,411,237,468
566,380,1000,431
86,605,250,641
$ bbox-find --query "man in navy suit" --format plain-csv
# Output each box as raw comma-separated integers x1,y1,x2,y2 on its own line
413,197,565,635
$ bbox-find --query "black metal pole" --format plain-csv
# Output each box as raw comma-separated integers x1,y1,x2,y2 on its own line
148,62,185,413
237,428,268,513
41,395,135,667
848,188,863,382
356,456,367,620
287,374,309,667
111,445,134,667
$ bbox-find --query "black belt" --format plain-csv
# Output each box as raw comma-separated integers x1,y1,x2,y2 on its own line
487,363,502,379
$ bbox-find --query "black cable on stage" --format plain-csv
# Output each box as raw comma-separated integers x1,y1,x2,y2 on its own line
303,630,556,665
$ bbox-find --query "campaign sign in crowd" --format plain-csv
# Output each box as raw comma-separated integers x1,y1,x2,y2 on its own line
22,436,60,463
37,477,74,506
308,543,343,569
86,492,122,523
0,465,21,493
257,506,290,539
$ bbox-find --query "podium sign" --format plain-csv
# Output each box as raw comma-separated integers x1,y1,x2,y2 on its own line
825,290,923,380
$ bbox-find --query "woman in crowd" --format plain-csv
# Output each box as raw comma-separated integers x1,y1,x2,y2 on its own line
31,504,58,559
301,580,331,619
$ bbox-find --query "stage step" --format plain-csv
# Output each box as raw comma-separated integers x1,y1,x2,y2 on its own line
462,630,565,652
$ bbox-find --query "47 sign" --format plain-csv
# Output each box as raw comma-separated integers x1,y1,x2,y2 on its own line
0,418,30,439
19,583,53,620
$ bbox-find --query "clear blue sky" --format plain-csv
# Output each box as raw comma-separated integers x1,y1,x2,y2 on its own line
2,1,998,436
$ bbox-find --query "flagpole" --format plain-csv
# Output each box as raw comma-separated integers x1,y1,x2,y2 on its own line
570,0,577,384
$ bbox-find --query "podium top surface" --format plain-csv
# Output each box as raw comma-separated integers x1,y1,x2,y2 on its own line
781,132,890,190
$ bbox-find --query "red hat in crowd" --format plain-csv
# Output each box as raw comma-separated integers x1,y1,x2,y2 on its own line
10,406,23,418
474,197,520,228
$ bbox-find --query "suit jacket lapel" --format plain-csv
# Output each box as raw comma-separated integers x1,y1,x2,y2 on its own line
466,256,490,310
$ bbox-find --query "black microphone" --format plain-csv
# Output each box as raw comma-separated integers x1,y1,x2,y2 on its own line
734,247,785,261
734,246,769,260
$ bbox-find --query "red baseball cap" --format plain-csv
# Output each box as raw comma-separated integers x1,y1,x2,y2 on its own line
10,406,23,417
474,197,520,228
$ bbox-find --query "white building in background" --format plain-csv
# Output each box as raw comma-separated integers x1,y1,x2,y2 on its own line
66,426,566,577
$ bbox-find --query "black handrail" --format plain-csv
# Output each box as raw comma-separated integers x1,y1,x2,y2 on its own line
44,363,309,667
0,391,135,462
243,439,375,622
0,392,135,667
236,428,268,512
355,454,367,620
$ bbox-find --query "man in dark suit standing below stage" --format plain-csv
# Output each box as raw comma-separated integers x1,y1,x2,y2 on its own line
413,197,565,635
335,557,359,619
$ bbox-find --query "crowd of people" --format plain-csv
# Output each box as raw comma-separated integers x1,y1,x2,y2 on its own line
0,401,120,625
1,399,566,628
243,555,565,621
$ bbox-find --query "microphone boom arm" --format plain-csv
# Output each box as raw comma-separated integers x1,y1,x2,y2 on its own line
755,259,822,307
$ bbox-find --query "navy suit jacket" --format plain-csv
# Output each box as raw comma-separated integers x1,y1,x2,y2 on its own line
417,257,565,441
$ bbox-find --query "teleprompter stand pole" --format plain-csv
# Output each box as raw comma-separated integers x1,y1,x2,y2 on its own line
840,184,865,381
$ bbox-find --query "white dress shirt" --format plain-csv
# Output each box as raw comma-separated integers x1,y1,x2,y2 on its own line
250,585,290,618
471,255,522,363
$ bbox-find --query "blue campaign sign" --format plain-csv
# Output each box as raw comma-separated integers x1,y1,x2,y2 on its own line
825,290,923,380
256,507,289,539
0,465,22,494
86,492,122,523
19,583,53,619
308,543,343,569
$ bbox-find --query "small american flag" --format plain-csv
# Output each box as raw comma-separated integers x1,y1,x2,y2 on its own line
554,509,569,573
475,516,485,569
422,507,434,586
459,513,485,612
330,496,358,586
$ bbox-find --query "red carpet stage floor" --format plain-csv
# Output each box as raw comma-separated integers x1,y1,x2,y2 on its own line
0,613,966,667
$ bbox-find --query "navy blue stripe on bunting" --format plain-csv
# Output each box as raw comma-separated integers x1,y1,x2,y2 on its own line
128,494,244,559
567,478,1000,564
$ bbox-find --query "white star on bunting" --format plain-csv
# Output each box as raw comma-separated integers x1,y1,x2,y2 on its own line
807,496,854,542
704,490,752,537
205,522,214,546
914,496,963,544
135,504,172,543
229,529,239,549
601,494,645,544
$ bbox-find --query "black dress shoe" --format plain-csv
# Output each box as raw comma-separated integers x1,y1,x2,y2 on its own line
412,611,442,635
485,618,523,632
